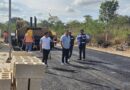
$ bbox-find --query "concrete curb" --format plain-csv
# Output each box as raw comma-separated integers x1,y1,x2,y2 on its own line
86,47,130,58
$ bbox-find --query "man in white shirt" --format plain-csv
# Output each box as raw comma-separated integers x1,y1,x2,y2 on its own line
40,32,51,66
60,30,70,64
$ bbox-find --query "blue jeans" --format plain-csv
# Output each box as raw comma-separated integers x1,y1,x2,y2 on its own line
25,43,32,52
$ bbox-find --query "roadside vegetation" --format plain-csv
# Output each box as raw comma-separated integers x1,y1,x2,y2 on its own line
0,0,130,49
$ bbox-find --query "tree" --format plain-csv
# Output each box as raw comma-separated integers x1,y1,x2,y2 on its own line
48,14,60,24
10,17,23,23
16,19,29,30
99,0,119,42
99,0,119,23
66,20,81,35
83,15,104,35
84,15,92,23
51,20,64,36
112,15,130,25
38,20,50,28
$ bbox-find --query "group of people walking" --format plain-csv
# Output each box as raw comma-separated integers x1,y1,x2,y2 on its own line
40,29,90,66
24,28,90,67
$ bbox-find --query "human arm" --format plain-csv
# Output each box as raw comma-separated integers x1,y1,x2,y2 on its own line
60,35,63,48
85,34,90,44
39,38,42,52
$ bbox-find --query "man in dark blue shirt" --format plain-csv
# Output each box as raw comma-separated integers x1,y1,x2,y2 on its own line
68,31,75,61
76,29,90,60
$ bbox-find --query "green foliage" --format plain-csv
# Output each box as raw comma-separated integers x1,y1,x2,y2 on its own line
99,0,119,23
0,0,130,47
51,20,65,36
0,17,29,36
111,15,130,25
38,20,50,28
0,23,8,33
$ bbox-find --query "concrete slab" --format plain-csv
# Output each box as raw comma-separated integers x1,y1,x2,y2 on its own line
12,56,44,78
15,78,28,90
0,64,12,90
30,78,42,90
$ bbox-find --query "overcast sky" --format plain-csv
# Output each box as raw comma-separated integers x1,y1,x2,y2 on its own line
0,0,130,23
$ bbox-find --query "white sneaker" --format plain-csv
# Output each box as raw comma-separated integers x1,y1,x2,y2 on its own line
68,59,70,62
42,62,45,65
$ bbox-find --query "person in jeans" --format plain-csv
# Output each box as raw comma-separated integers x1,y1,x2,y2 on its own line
23,28,34,52
76,29,90,60
60,30,70,64
40,32,51,66
68,31,75,61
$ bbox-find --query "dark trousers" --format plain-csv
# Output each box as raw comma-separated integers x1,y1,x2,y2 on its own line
79,45,86,60
62,48,69,63
42,49,50,64
69,46,73,58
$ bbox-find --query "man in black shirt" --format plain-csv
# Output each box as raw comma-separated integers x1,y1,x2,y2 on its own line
68,31,75,61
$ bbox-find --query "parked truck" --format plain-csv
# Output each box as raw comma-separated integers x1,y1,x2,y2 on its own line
12,17,54,50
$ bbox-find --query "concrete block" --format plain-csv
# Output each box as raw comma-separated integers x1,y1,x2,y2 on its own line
0,72,11,90
30,78,42,90
12,51,32,56
15,78,28,90
0,79,11,90
12,56,42,64
12,56,44,78
0,53,8,63
0,63,13,73
14,64,45,78
13,56,45,78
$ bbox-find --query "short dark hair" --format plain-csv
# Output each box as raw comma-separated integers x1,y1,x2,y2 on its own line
44,32,48,35
80,29,84,32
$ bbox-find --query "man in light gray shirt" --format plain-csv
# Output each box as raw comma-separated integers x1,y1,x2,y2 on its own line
60,30,70,64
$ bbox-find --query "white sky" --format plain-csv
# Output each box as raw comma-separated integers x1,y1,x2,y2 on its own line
0,0,130,23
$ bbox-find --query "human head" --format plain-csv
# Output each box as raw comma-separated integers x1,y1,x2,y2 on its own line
69,31,72,35
64,30,69,36
80,29,84,34
44,32,49,37
26,29,33,37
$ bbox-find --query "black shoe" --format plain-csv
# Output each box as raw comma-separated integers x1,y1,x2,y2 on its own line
42,59,44,62
83,58,86,61
66,62,70,64
77,58,81,60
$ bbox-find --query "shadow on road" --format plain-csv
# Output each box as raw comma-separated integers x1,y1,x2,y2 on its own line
69,63,100,71
76,60,112,65
52,67,77,73
45,70,116,90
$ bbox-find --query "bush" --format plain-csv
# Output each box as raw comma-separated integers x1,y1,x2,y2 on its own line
102,41,111,48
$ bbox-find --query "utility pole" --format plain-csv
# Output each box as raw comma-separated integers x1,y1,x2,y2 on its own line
7,0,12,62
